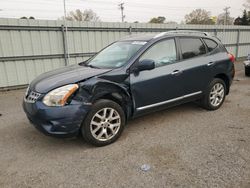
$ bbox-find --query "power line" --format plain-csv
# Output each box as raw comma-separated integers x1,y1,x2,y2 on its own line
118,2,125,22
3,0,241,9
0,0,242,23
2,0,241,11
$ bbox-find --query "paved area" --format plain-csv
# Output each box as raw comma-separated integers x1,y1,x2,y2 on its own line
0,62,250,188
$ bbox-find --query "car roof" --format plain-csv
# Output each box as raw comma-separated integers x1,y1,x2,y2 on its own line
121,30,215,42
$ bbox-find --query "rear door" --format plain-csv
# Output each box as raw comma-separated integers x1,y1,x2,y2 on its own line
202,38,232,78
177,37,212,95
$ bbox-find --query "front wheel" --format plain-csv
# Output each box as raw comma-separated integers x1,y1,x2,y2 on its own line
200,78,226,110
81,99,126,146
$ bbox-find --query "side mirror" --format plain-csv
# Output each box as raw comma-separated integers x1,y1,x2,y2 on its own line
136,59,155,72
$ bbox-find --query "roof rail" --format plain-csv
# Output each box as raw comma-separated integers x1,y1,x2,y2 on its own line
153,30,209,39
167,30,209,36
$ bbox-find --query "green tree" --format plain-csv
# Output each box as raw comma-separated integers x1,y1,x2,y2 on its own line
185,9,215,25
234,9,250,25
216,12,234,25
149,16,166,24
165,21,178,24
234,17,242,25
242,9,249,25
63,9,100,22
20,16,35,19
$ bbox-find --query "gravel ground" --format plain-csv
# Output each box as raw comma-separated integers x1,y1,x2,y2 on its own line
0,62,250,188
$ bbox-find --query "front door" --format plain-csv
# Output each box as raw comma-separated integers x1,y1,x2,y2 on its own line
129,38,185,114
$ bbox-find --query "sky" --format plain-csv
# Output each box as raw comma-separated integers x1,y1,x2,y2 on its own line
0,0,247,23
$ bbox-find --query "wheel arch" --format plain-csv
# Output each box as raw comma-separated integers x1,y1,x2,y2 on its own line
84,80,133,120
96,92,132,120
214,73,230,95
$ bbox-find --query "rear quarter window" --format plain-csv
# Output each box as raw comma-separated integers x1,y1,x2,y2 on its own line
203,38,218,52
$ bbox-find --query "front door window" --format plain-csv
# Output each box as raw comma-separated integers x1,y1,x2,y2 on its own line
139,39,177,67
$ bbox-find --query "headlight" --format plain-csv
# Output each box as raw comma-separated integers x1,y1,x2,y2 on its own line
25,86,30,97
43,84,79,106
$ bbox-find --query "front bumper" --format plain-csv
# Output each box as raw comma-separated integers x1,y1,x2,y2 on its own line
23,99,91,138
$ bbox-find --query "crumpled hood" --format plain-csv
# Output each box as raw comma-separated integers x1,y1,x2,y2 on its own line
29,64,111,93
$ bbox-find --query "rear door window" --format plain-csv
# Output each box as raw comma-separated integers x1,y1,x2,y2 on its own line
179,38,206,60
203,38,218,52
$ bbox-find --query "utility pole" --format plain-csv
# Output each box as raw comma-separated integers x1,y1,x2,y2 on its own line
223,7,230,25
223,6,230,38
118,3,125,22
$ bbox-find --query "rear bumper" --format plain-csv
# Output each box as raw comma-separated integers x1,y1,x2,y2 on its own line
244,60,250,67
23,99,91,138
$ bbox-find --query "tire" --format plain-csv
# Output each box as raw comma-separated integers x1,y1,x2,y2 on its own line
200,78,226,111
81,99,126,147
245,67,250,77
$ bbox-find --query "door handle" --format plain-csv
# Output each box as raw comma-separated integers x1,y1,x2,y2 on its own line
171,70,182,75
207,62,215,66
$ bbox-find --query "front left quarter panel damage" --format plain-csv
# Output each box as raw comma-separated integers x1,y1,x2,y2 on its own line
73,78,134,120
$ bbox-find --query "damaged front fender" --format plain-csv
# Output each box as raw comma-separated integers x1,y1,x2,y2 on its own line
74,77,134,119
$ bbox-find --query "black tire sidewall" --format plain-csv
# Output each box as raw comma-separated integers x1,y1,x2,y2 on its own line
81,99,126,147
245,67,250,76
203,78,226,110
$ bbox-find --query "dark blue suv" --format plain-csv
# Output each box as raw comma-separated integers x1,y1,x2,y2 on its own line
23,30,235,146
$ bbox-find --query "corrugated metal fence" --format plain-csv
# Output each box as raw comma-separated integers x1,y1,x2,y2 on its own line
0,18,250,88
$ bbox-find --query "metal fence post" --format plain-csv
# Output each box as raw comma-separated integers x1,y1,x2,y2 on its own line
214,28,217,37
61,25,69,66
235,29,240,60
129,26,132,35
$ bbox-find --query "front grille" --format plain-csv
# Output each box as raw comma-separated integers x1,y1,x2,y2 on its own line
25,91,41,103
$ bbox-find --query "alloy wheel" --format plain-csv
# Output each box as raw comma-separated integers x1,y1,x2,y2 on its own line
90,108,121,141
209,83,225,107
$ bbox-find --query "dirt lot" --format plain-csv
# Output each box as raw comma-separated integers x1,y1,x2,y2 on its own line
0,62,250,188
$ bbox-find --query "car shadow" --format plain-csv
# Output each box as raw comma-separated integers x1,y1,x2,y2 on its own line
18,102,205,150
124,102,205,131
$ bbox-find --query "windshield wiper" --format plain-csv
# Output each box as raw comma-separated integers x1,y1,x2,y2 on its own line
83,64,100,69
88,64,100,69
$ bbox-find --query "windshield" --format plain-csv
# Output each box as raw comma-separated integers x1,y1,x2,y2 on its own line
86,41,147,69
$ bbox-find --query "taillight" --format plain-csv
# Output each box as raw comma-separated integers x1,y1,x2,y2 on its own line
228,53,235,63
228,53,235,78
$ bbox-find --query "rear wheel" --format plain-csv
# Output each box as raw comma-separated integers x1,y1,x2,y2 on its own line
81,99,125,146
200,78,226,110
